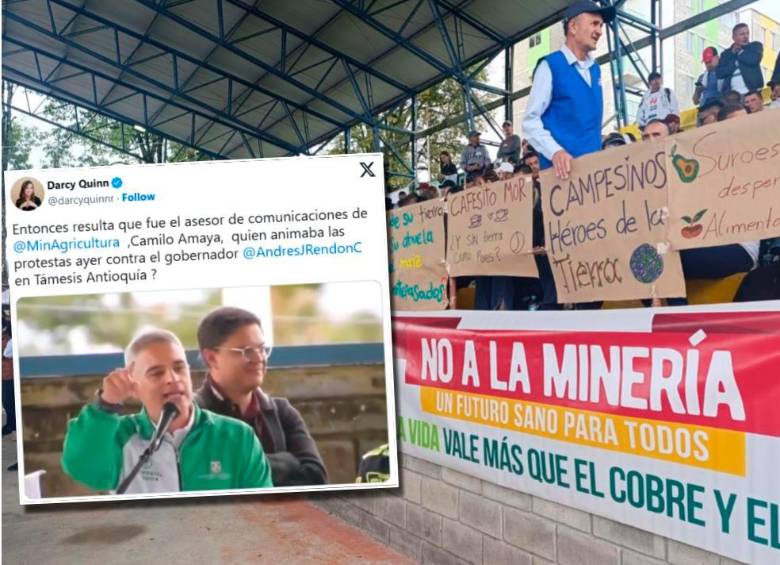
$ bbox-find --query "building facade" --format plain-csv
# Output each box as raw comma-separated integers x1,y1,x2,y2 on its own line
510,0,779,135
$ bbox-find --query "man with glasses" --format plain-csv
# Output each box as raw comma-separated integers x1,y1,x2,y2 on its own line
61,329,273,494
194,307,327,487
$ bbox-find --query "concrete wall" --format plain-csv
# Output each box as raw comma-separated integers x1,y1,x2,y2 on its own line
20,363,387,497
311,454,747,565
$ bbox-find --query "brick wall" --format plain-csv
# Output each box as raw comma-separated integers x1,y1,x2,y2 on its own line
310,454,747,565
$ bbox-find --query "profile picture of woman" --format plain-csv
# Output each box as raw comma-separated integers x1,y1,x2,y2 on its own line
13,179,43,211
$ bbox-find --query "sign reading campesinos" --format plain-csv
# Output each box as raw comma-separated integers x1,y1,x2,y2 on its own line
394,304,780,564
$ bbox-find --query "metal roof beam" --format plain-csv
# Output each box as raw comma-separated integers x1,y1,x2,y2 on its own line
132,0,387,127
4,86,148,162
36,0,350,133
3,75,224,159
435,0,506,45
224,0,414,95
2,35,299,154
330,0,452,76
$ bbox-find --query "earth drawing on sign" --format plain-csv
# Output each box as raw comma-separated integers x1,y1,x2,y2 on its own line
630,243,664,284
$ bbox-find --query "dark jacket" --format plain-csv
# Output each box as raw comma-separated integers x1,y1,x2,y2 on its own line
771,51,780,86
716,42,764,92
194,380,327,487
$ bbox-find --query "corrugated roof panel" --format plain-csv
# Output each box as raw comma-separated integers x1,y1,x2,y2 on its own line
3,0,572,158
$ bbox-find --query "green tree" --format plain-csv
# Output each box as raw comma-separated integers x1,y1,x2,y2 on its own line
332,72,492,191
16,290,223,355
37,100,205,166
2,82,41,286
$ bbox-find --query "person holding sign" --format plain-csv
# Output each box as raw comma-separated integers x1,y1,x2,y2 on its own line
522,1,615,308
61,329,273,494
523,0,615,180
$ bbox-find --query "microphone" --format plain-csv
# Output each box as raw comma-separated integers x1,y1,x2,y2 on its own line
149,401,180,454
116,401,181,494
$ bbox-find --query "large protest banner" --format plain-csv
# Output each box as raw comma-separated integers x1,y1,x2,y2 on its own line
388,198,448,310
539,143,685,303
395,305,780,564
666,110,780,249
446,175,538,277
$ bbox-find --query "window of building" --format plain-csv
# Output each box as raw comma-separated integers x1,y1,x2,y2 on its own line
685,32,693,54
773,32,780,52
681,74,695,101
529,33,542,48
720,13,737,29
753,25,766,42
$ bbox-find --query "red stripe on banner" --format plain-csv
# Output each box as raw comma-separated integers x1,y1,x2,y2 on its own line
652,311,780,335
396,316,780,437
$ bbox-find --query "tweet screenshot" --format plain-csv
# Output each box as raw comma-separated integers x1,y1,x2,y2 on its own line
4,154,397,504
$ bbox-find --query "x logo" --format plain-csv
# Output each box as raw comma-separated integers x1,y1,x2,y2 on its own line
360,162,375,178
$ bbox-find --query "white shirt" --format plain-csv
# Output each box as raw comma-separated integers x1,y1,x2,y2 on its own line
739,241,760,269
523,44,596,161
636,87,680,127
166,406,195,450
770,99,780,109
730,57,748,94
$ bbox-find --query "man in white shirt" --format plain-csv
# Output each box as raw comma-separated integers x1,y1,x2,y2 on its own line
716,23,764,96
522,1,615,309
522,0,615,180
636,71,680,128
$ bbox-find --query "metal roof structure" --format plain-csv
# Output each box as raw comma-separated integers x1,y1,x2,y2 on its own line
2,0,572,160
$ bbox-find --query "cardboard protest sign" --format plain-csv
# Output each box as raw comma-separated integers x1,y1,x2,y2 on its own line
666,110,780,249
388,199,448,310
539,142,685,303
446,175,538,277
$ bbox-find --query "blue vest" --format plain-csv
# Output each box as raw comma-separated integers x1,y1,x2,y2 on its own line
539,51,603,170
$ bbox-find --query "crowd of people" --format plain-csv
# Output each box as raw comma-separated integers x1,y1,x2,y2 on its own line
391,0,780,310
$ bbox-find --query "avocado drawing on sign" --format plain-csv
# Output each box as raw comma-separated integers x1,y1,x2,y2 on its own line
680,209,707,239
670,144,700,183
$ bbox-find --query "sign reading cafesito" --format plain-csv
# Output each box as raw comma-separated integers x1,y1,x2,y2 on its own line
388,198,448,310
446,175,538,278
539,142,685,303
667,109,780,249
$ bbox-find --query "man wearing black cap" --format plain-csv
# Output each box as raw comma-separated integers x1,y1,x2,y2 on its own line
636,71,679,128
523,0,615,180
522,0,614,309
459,130,489,186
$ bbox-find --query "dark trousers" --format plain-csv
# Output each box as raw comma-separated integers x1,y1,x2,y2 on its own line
2,379,16,435
665,245,754,306
475,276,518,310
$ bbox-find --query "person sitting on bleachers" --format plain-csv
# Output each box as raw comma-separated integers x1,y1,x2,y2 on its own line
697,98,723,126
743,90,764,114
460,130,490,187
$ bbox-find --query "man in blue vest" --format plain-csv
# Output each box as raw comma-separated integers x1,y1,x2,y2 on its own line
522,0,615,308
523,0,615,180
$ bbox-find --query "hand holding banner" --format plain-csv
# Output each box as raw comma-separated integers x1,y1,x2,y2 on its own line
446,175,538,278
388,199,448,310
539,142,685,303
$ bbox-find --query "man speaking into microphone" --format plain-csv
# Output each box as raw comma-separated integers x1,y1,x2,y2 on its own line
61,329,273,494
